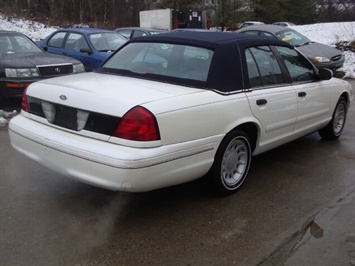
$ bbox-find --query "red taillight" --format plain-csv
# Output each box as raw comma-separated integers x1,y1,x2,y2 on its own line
21,87,29,112
113,106,160,141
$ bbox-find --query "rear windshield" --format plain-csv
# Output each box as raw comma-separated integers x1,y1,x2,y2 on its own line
102,42,214,82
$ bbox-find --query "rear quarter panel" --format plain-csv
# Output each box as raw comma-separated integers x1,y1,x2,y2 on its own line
144,90,260,145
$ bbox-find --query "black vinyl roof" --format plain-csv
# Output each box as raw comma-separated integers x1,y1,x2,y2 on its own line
104,31,295,93
131,31,293,50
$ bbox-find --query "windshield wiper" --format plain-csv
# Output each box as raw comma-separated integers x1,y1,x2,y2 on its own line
296,41,314,47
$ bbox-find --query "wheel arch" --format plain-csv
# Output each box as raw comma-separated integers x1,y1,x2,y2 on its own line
208,123,256,195
230,122,259,152
340,91,350,108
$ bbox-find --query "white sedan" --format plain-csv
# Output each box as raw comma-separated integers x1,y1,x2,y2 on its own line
9,31,353,195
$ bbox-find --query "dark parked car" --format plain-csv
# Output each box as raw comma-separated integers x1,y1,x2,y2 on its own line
9,31,353,195
37,28,128,71
237,24,345,69
0,31,84,106
114,27,167,39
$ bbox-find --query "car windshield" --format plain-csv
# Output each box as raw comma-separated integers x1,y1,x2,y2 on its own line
89,32,127,52
102,42,213,82
275,29,312,46
0,34,42,54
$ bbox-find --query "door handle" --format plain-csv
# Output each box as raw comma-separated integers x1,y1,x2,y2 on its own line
298,92,307,97
256,99,268,105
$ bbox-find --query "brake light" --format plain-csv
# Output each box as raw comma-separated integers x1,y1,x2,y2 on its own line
113,106,160,141
21,87,29,112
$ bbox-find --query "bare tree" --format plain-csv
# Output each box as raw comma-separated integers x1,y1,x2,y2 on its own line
316,0,355,21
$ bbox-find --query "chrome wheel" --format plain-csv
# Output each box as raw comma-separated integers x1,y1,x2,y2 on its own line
208,130,252,195
319,97,347,140
221,138,249,187
332,101,346,136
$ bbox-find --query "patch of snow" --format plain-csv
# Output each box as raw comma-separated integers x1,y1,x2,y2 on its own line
0,13,58,41
0,110,18,127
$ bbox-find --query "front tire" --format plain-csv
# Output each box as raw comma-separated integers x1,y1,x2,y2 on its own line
319,97,347,140
208,130,252,195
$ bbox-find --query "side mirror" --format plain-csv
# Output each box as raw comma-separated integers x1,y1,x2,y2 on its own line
80,48,93,55
318,68,333,80
42,46,48,51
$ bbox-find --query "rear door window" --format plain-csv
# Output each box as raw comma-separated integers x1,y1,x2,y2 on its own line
64,33,84,51
241,31,259,36
260,31,276,39
246,46,284,87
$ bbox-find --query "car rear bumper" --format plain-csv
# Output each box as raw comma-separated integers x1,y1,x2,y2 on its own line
9,114,220,192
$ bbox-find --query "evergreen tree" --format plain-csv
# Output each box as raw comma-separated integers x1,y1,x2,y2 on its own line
246,0,317,24
251,0,290,23
213,0,243,29
286,0,317,24
155,0,202,10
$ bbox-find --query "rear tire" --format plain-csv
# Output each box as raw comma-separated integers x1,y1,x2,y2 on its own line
208,130,251,195
319,97,347,140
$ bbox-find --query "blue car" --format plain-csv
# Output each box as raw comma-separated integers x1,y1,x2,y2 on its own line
37,28,128,71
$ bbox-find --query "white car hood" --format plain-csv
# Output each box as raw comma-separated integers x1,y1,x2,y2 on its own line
27,72,205,116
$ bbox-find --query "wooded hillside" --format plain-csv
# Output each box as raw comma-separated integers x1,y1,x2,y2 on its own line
0,0,354,29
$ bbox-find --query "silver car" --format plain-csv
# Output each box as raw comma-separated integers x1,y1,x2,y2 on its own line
237,24,345,70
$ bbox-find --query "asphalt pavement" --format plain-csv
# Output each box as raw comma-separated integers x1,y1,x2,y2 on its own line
260,187,355,265
260,78,355,265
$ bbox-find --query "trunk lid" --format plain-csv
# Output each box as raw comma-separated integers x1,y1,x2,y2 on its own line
26,72,204,117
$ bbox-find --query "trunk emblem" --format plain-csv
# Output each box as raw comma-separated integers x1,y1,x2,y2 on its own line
60,95,67,100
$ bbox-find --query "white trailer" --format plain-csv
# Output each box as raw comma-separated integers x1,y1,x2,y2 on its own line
140,9,173,30
140,9,205,30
